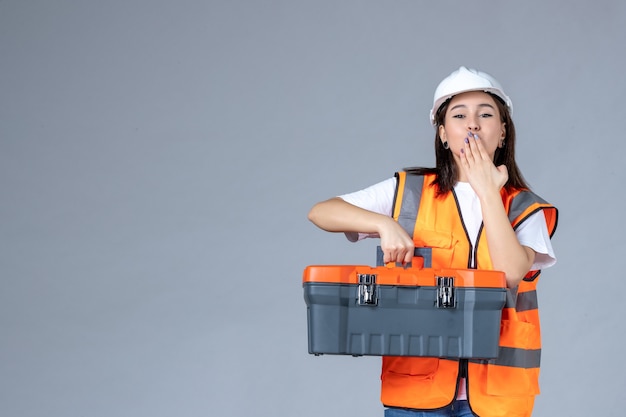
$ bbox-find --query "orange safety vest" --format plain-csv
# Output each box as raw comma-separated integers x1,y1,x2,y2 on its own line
381,172,558,417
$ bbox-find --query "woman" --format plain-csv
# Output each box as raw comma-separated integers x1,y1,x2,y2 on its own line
307,67,558,417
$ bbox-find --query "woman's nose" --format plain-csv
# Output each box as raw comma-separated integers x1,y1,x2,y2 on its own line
466,117,480,131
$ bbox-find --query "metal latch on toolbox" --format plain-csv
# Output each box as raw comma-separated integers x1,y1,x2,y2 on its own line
436,276,456,308
357,274,378,306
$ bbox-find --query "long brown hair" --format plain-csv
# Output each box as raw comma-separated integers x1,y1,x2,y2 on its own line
405,93,528,196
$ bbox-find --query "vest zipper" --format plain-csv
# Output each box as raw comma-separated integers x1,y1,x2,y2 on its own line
460,358,468,379
451,189,481,269
460,360,479,417
471,224,483,269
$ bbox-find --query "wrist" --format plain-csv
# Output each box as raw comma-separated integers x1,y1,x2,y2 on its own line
477,188,502,205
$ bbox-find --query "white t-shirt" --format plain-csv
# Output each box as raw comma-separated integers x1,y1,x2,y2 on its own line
339,177,556,271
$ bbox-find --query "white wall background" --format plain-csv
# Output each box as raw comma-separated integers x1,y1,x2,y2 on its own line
1,1,624,416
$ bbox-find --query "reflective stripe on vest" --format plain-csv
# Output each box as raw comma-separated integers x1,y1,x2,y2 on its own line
393,171,423,238
511,288,539,312
470,347,542,369
509,191,558,237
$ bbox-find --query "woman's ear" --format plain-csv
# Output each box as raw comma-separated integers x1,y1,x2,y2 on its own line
438,125,447,143
499,124,506,148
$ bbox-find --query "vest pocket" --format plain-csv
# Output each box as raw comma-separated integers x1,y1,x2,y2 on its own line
383,356,439,378
485,363,539,397
382,358,458,409
412,229,454,268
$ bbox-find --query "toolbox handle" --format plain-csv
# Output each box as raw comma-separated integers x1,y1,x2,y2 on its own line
376,246,432,268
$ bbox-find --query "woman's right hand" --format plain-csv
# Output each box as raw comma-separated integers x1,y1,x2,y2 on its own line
378,217,415,265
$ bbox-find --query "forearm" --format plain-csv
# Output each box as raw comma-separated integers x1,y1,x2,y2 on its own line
307,197,388,234
308,197,415,264
480,191,535,288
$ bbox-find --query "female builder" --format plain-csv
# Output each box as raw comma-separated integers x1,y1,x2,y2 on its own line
307,67,558,417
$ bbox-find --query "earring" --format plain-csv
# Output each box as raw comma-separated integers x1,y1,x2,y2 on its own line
443,141,449,149
500,140,506,148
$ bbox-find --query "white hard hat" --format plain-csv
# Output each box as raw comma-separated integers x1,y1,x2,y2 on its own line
429,66,513,126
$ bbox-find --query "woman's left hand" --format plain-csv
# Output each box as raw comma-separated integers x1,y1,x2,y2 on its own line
459,132,508,198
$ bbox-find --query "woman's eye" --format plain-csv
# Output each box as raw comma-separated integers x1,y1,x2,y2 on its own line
452,114,465,119
480,113,493,118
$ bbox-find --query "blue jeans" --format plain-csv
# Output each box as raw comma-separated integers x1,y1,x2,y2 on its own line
384,400,474,417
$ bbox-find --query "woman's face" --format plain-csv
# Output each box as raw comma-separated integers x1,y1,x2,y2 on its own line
438,91,506,162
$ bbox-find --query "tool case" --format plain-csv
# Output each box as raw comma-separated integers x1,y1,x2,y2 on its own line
303,248,507,359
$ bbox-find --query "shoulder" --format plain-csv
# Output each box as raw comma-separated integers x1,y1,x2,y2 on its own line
507,189,558,236
338,177,396,216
